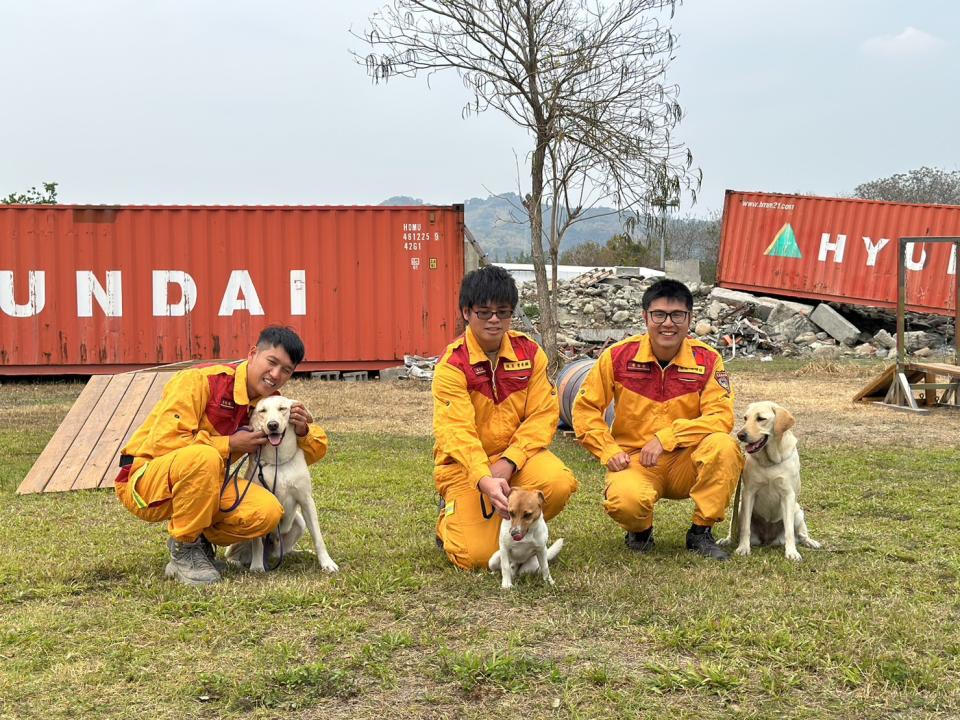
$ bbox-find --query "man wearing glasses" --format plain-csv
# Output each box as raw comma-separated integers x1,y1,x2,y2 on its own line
432,265,578,571
572,279,742,560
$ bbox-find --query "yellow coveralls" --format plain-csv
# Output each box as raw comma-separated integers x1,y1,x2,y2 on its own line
114,361,328,545
573,334,742,532
433,327,578,570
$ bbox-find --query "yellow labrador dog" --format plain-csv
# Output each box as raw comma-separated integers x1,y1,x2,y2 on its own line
226,395,338,573
721,401,821,561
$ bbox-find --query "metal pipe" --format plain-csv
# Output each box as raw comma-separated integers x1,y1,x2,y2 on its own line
897,237,907,369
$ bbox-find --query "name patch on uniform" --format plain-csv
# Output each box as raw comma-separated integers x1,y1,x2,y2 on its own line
473,365,488,376
220,399,236,409
677,365,706,376
715,370,731,392
503,360,532,371
626,361,651,373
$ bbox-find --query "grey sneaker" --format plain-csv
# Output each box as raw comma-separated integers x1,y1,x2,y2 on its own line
198,535,227,572
165,537,222,585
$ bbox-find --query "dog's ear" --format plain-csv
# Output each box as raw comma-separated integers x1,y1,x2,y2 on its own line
773,406,795,434
537,490,545,508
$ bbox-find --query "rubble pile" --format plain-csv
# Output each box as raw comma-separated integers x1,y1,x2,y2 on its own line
517,273,955,361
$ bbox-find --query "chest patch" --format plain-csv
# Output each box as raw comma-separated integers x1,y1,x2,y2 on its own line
677,365,705,375
626,361,652,373
503,360,532,371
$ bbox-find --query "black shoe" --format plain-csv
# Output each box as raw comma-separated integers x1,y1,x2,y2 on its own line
686,525,729,561
625,529,655,553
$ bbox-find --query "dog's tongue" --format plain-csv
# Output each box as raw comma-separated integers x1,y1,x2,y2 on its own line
511,532,524,541
267,433,283,447
745,436,768,454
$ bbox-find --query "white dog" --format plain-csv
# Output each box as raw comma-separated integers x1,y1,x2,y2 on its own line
226,395,338,573
487,488,563,590
722,401,821,561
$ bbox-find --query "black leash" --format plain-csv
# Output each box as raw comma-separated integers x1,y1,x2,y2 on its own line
220,432,287,571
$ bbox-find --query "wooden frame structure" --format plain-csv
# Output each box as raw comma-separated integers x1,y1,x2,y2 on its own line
854,237,960,414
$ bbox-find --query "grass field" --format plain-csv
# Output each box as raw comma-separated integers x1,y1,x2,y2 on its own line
1,360,958,719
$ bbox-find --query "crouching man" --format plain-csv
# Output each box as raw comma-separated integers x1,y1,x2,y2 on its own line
573,279,743,560
114,326,328,585
433,265,578,570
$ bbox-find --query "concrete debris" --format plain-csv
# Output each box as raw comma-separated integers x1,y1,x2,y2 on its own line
379,355,439,381
514,275,955,361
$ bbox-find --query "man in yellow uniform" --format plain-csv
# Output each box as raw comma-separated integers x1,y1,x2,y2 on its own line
114,326,328,585
573,279,742,560
433,265,578,570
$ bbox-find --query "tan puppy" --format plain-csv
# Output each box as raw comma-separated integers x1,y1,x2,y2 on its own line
723,401,821,561
487,488,564,590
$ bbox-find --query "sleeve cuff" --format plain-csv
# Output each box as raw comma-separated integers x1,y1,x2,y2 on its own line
467,464,492,487
655,428,678,452
500,447,527,472
213,435,231,459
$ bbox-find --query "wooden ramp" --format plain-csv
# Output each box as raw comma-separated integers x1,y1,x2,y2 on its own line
17,368,177,494
854,361,960,414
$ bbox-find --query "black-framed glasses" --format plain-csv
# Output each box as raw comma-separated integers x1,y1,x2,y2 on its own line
472,308,514,320
648,310,690,324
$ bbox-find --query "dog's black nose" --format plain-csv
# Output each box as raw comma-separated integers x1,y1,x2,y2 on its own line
267,420,280,432
736,430,747,441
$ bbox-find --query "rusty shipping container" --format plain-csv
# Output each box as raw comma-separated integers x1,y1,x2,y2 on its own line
0,205,464,375
718,191,958,314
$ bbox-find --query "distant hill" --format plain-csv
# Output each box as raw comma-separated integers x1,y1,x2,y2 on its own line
380,193,633,261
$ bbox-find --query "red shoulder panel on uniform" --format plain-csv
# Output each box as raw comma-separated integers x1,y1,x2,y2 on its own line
205,371,250,436
444,341,495,402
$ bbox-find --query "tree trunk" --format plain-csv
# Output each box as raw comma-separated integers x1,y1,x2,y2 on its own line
528,135,558,374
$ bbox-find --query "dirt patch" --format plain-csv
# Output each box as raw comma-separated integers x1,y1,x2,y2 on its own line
283,366,959,449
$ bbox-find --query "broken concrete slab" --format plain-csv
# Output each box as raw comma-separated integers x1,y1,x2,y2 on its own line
810,303,860,345
576,328,634,343
378,366,406,381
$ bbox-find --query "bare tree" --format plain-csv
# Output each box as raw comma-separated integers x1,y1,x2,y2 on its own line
358,0,699,370
853,166,960,205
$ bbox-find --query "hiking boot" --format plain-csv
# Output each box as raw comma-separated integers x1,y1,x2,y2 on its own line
165,537,222,585
685,525,729,561
625,528,655,553
198,535,227,572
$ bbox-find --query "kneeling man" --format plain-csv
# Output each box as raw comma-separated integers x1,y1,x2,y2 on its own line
433,265,578,570
573,279,742,560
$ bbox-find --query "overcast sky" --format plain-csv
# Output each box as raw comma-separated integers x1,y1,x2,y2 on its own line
1,1,957,216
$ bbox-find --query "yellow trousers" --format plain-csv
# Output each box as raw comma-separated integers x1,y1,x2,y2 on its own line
115,444,283,545
435,449,578,571
604,432,742,532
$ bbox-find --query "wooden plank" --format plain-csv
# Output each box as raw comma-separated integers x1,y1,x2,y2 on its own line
73,372,158,491
44,374,135,493
16,375,112,495
100,371,175,488
852,363,896,402
911,361,960,378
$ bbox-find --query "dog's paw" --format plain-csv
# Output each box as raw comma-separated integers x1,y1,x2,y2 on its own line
500,581,513,590
249,565,266,574
716,536,731,547
734,545,751,557
803,538,822,549
545,576,555,586
785,548,803,562
319,557,340,573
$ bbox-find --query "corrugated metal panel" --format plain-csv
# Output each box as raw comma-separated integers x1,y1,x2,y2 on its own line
0,205,464,374
717,191,958,314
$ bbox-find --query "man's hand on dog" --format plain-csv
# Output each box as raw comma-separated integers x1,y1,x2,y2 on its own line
230,429,268,453
290,402,313,437
639,437,664,467
477,475,511,519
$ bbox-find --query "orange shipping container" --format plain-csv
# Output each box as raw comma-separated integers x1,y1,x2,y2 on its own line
0,205,464,375
718,191,958,314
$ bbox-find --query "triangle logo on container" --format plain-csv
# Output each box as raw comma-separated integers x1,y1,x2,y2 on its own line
764,223,803,258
